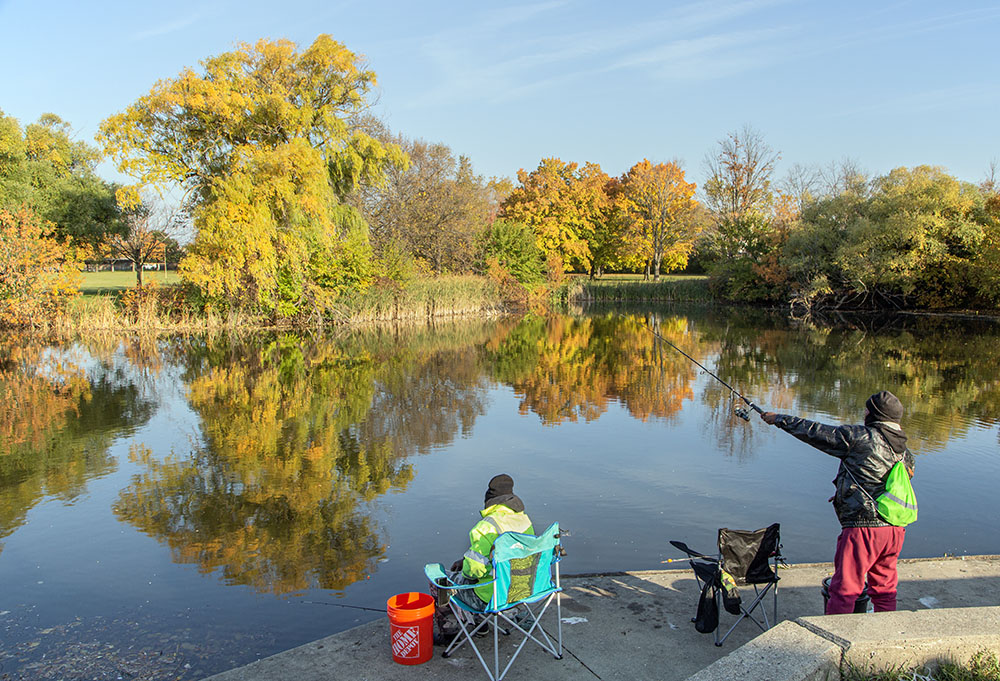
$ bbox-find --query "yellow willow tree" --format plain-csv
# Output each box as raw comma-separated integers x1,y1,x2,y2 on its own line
98,35,407,317
500,158,609,272
621,160,699,280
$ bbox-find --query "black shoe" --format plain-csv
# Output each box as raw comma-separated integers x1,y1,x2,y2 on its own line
471,616,490,637
434,626,459,645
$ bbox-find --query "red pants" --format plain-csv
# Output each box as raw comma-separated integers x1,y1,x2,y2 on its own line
826,526,905,614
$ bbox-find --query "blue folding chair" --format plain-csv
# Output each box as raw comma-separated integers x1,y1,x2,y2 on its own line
424,522,564,681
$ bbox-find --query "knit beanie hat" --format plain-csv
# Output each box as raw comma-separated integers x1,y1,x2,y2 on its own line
866,390,903,423
484,474,514,507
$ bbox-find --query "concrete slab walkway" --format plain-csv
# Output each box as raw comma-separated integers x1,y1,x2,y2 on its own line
203,556,1000,681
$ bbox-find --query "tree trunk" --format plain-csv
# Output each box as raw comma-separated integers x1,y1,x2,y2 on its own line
137,265,144,288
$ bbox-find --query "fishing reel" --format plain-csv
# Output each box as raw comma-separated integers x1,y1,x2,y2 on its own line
734,405,753,421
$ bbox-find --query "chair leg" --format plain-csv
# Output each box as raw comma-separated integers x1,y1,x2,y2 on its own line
716,583,777,646
494,616,500,681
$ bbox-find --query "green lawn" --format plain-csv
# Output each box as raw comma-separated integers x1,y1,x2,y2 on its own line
571,273,708,283
80,270,181,296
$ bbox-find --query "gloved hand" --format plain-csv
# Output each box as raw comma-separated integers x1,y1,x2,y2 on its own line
760,412,778,425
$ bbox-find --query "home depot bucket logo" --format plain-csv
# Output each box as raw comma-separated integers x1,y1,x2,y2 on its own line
391,625,420,658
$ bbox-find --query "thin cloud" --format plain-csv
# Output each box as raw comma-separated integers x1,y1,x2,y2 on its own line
828,83,1000,119
607,27,792,80
400,0,800,109
130,13,202,42
810,5,1000,59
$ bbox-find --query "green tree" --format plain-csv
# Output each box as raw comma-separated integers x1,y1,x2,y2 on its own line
785,165,994,309
478,219,545,284
0,110,118,251
702,126,783,300
99,35,407,316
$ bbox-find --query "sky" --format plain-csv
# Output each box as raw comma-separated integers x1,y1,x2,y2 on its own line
1,0,998,190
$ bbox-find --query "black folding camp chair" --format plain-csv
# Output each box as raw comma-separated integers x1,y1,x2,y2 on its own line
670,523,784,646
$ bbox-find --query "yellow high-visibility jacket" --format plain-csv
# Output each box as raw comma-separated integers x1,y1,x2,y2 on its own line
463,503,533,602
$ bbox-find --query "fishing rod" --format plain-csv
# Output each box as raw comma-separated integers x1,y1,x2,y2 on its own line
645,319,764,422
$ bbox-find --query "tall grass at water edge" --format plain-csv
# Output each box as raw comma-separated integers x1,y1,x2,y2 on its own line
566,275,712,304
338,275,504,324
53,275,504,333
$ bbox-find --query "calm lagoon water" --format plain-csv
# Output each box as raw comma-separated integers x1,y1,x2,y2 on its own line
2,306,999,678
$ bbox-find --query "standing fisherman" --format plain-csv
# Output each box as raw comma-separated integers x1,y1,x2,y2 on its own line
760,391,915,614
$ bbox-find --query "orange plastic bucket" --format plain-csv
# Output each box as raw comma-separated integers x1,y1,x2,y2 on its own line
386,592,435,665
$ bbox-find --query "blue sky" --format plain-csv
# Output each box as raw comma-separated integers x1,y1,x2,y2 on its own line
1,0,998,189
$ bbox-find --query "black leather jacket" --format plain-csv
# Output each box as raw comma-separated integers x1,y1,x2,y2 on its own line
773,415,915,528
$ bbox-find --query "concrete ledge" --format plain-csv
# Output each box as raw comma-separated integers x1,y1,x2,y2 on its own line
685,621,840,681
686,606,1000,681
800,606,1000,672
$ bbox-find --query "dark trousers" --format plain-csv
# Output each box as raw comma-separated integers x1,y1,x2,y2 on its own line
428,567,487,630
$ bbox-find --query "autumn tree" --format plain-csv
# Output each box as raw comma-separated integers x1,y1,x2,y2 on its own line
500,158,609,272
620,160,699,279
358,130,491,275
0,207,81,326
485,314,698,425
113,328,494,594
98,35,407,317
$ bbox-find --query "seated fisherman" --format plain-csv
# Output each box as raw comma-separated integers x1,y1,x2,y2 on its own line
429,473,533,641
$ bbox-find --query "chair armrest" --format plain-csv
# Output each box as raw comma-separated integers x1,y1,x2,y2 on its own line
423,563,494,589
424,562,448,583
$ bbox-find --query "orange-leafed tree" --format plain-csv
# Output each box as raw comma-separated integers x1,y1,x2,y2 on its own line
621,160,699,279
500,158,609,272
0,207,80,326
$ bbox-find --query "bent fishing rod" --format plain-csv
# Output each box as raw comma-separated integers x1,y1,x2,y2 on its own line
645,319,764,422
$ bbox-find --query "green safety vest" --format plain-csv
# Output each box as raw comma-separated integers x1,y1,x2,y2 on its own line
463,504,534,602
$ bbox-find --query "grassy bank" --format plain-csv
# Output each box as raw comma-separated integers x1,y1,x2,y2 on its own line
565,274,712,303
844,650,1000,681
53,274,506,333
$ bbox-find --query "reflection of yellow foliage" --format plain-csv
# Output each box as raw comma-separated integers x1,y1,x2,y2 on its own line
0,342,150,553
491,313,698,424
116,335,424,594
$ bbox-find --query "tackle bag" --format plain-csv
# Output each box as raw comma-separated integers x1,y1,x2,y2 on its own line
694,578,719,633
876,460,917,526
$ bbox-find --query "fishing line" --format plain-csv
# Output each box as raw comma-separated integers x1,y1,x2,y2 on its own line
300,599,385,613
644,319,764,421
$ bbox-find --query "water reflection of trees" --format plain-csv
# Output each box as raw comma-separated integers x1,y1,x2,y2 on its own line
114,322,501,595
0,341,155,554
487,313,698,424
698,311,1000,453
